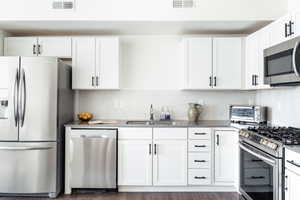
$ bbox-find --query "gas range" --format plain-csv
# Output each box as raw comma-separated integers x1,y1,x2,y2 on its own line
240,125,300,153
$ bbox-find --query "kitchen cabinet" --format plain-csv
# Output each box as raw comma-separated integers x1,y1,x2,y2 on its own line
183,37,213,89
214,129,238,184
212,38,242,89
118,140,153,186
285,169,300,200
183,37,242,90
269,13,295,47
245,29,270,90
72,37,119,90
4,37,71,57
153,140,187,186
293,11,300,37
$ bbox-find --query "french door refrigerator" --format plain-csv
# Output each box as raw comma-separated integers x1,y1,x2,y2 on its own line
0,57,74,198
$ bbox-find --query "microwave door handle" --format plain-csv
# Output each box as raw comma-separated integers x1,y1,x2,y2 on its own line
239,144,276,166
293,41,300,77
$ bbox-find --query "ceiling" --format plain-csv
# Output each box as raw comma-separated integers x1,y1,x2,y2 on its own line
0,20,271,36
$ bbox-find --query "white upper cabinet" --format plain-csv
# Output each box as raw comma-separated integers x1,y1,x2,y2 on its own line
293,11,300,37
72,37,96,90
37,37,71,58
72,37,120,90
183,37,213,89
269,13,295,47
212,38,242,89
183,37,242,90
214,129,238,185
4,37,37,56
245,29,270,90
4,37,71,57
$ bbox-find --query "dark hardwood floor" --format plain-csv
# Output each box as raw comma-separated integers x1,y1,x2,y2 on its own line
0,192,240,200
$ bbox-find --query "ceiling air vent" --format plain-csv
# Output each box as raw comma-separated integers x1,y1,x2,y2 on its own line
173,0,195,8
52,0,75,10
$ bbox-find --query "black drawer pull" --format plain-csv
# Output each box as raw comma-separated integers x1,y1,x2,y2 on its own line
194,176,206,179
195,145,206,148
287,160,300,168
251,159,263,162
194,133,206,135
194,160,206,163
250,176,265,179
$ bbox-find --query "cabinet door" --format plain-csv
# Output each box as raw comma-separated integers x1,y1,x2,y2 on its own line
4,37,37,56
214,130,238,184
72,37,96,90
118,140,152,186
38,37,71,58
212,38,242,89
153,140,187,186
95,38,119,89
183,38,213,89
293,11,300,37
285,169,300,200
269,14,292,47
245,35,256,89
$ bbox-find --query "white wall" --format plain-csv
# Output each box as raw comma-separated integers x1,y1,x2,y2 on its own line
0,0,286,21
0,31,10,56
256,87,300,127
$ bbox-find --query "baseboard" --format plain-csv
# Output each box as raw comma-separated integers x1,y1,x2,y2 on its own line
119,185,237,192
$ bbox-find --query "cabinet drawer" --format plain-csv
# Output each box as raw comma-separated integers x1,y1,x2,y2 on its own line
285,148,300,174
188,153,210,169
188,128,211,140
188,140,211,152
244,168,270,185
118,128,152,140
188,169,211,185
153,128,187,140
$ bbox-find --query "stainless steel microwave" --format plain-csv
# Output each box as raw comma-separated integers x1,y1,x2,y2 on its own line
264,36,300,86
230,105,267,124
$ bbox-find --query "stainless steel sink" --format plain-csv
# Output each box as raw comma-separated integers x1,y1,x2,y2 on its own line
126,120,153,125
126,120,175,126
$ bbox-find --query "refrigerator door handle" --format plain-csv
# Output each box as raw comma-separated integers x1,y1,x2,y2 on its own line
20,69,27,127
13,69,19,127
0,146,53,151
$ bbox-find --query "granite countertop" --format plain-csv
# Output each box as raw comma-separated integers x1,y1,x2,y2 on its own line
65,120,233,128
285,145,300,154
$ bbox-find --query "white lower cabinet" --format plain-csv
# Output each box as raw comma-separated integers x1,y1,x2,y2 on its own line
153,140,187,186
285,169,300,200
214,129,239,185
118,140,152,186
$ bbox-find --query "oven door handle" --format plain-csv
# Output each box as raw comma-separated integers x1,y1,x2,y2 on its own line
239,144,276,166
293,41,300,77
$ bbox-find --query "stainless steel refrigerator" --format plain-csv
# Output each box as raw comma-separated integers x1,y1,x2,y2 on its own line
0,57,74,198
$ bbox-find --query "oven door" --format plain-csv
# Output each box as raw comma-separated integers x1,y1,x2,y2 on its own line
264,36,300,86
239,142,281,200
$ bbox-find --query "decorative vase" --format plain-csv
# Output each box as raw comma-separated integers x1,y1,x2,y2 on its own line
187,103,201,122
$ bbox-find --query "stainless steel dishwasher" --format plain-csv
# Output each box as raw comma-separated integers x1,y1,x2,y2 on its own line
69,129,117,190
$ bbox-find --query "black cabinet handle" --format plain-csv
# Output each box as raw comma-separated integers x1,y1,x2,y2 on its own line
37,44,41,55
216,134,220,146
194,133,206,135
154,144,157,155
285,23,288,37
33,44,37,55
194,160,206,163
251,75,254,86
290,21,294,36
96,76,99,86
250,176,265,179
195,145,206,148
209,76,212,87
251,159,263,162
287,160,300,168
92,76,95,87
194,176,206,179
149,144,152,155
214,76,217,87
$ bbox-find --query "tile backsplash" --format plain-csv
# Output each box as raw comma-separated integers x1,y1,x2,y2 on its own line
76,90,255,120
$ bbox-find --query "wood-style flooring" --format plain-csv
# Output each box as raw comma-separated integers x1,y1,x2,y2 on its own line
0,192,240,200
